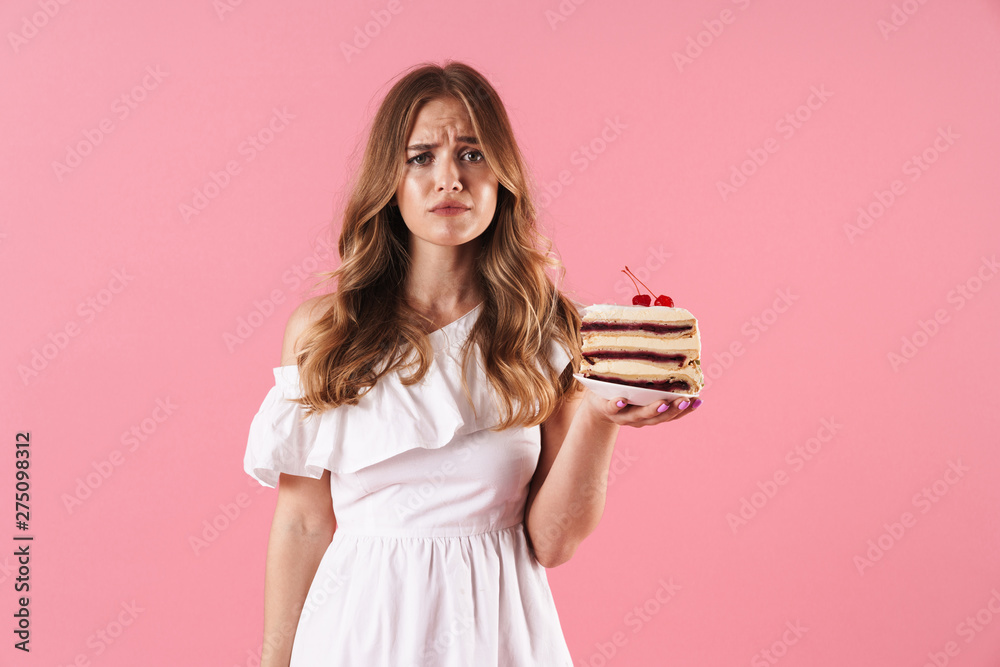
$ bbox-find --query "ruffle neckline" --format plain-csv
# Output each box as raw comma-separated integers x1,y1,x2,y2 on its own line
245,303,571,487
427,302,483,350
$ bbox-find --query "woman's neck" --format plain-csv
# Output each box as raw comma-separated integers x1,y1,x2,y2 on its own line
404,237,483,314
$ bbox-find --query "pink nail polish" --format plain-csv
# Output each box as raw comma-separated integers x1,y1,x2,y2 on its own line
657,403,669,413
677,400,690,410
692,398,703,408
616,400,626,408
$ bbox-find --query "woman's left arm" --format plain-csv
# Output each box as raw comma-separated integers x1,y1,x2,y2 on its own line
524,383,701,568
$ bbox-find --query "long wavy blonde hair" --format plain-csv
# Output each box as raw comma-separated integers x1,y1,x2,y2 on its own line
292,61,582,429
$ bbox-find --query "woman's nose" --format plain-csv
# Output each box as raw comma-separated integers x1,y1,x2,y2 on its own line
435,155,462,190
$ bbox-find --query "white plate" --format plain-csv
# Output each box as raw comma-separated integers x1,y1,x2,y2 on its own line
573,374,699,406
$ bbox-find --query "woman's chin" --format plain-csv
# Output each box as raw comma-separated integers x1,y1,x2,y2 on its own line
409,229,487,251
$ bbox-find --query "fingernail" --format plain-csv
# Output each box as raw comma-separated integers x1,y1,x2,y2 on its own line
616,400,626,408
657,403,669,413
677,400,690,410
692,398,703,408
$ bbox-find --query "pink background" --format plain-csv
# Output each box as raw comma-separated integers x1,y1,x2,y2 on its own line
3,0,999,665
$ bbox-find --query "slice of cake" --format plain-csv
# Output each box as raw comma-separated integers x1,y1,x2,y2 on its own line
579,304,703,394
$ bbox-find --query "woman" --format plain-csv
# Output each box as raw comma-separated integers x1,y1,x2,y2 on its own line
244,61,702,666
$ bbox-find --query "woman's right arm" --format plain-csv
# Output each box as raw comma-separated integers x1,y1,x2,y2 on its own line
261,297,337,667
262,472,335,666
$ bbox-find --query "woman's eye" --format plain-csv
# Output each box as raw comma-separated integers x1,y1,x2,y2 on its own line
406,150,484,166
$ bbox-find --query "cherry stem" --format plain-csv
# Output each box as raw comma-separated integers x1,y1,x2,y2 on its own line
623,265,654,296
621,269,642,295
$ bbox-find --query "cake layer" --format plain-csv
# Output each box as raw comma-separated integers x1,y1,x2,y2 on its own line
582,304,697,322
582,331,700,366
582,331,701,346
583,350,691,364
580,358,703,394
581,321,695,335
580,357,703,379
582,331,700,353
586,374,697,393
581,304,698,338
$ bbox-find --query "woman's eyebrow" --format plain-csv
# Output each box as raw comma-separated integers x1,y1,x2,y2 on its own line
406,136,479,151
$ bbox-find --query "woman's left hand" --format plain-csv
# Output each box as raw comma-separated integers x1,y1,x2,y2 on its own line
581,388,703,427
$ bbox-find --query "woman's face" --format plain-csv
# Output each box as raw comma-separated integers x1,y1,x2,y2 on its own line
394,96,499,252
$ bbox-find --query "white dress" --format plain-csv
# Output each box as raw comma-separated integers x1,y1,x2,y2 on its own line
244,303,575,666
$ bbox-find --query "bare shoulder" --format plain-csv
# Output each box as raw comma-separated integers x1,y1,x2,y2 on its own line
280,294,334,367
273,293,338,527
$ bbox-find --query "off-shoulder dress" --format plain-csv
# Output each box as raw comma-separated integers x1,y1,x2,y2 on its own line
244,303,575,666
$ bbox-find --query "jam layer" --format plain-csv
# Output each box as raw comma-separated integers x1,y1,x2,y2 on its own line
587,373,693,393
583,351,688,364
582,321,693,335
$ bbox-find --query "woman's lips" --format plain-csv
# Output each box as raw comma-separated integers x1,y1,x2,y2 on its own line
431,207,469,216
